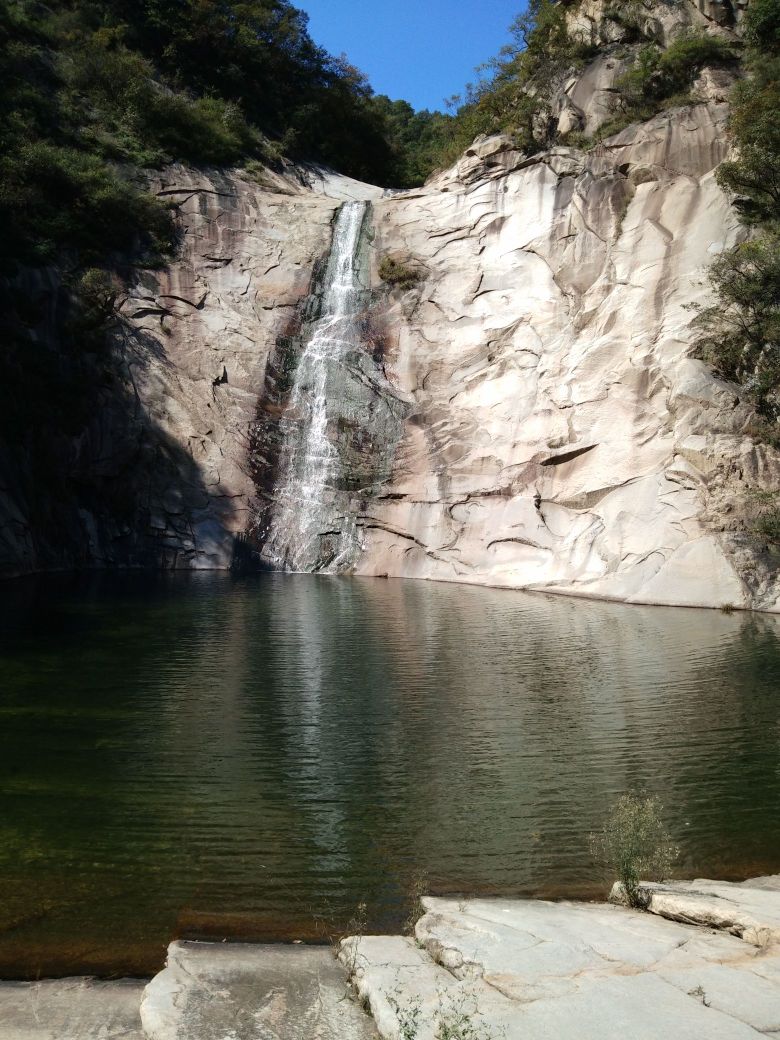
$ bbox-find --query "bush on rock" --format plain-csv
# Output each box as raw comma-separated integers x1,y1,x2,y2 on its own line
590,794,679,908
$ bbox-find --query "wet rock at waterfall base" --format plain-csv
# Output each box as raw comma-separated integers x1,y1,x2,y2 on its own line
249,200,409,574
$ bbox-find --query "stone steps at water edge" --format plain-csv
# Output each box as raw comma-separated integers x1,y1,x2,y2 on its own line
0,944,378,1040
340,879,780,1040
140,941,379,1040
0,976,147,1039
1,877,778,1039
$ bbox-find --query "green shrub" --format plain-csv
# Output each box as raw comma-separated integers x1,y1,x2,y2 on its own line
590,794,679,907
755,508,780,544
743,0,780,54
693,235,780,421
695,0,780,442
0,141,174,269
602,31,738,137
716,55,780,226
379,256,421,290
58,33,262,167
660,31,739,88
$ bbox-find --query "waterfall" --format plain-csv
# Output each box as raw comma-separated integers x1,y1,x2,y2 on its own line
264,201,370,572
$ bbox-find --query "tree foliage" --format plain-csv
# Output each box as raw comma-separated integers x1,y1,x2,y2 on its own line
590,794,679,908
695,0,780,426
426,0,596,167
599,31,738,139
694,236,780,419
0,0,441,483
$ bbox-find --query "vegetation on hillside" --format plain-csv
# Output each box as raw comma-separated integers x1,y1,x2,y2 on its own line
693,0,780,438
0,0,428,287
596,30,738,139
423,0,596,167
0,0,445,455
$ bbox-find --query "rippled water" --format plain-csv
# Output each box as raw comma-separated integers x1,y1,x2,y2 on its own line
1,572,779,977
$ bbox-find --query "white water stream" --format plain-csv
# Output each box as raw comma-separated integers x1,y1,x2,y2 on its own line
265,201,368,571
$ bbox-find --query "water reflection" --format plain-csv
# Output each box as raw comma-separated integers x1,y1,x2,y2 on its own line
0,572,778,977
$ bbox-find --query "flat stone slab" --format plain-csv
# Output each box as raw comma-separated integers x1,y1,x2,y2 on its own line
611,876,780,946
0,976,145,1040
340,883,780,1040
141,941,379,1040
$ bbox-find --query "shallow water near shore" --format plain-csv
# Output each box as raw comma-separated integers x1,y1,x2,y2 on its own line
1,571,779,978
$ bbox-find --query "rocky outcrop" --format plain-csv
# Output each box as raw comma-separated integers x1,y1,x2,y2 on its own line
566,0,750,47
611,875,780,945
341,879,780,1039
355,110,780,611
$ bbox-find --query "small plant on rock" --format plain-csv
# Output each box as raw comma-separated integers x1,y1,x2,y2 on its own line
436,992,500,1040
387,989,424,1040
755,507,780,545
387,988,501,1040
378,255,421,290
590,793,679,908
403,868,429,936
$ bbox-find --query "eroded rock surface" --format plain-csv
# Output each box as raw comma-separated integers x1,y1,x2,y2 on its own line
611,875,780,946
341,883,780,1039
0,977,145,1040
140,940,378,1040
353,111,780,611
0,165,356,576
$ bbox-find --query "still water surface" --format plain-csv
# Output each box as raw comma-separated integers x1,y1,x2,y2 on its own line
1,572,779,977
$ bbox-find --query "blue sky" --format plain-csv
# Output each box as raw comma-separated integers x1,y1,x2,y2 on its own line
297,0,526,112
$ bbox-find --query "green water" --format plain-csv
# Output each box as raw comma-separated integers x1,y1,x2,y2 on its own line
1,572,779,978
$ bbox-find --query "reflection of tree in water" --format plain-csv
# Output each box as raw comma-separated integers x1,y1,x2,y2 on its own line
669,613,780,880
351,582,780,896
2,574,779,974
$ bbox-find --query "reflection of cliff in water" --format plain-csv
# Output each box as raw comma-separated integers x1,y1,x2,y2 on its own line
1,573,779,977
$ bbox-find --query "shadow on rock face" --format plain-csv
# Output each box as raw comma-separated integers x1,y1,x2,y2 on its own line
0,275,234,577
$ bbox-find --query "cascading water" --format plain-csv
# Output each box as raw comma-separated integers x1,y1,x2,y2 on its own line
264,200,371,572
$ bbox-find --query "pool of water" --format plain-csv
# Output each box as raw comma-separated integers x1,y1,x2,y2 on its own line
1,572,779,978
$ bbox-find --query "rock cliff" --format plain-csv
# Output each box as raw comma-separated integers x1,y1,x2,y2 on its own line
2,0,778,611
357,113,780,610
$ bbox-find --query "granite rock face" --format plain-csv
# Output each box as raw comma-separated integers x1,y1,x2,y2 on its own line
0,165,373,576
355,110,780,611
341,881,780,1039
140,940,378,1040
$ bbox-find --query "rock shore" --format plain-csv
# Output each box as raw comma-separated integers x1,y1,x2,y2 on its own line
1,876,777,1039
341,876,780,1039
